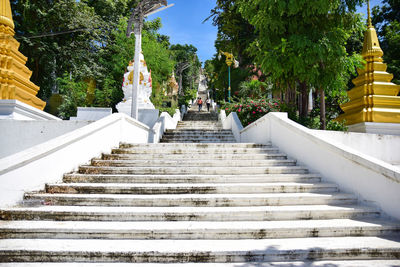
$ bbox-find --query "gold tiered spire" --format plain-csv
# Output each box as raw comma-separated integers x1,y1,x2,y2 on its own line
337,0,400,125
0,0,45,110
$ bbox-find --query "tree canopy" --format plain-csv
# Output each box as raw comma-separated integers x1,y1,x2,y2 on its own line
205,0,367,130
11,0,201,119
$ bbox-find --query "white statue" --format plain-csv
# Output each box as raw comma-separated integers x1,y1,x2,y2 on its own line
117,51,155,115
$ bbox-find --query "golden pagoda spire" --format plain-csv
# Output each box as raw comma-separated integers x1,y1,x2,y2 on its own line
0,0,46,110
367,0,372,28
362,0,383,59
337,0,400,126
0,0,14,30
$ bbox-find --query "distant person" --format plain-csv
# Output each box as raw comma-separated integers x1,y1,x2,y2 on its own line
206,98,211,112
197,97,203,112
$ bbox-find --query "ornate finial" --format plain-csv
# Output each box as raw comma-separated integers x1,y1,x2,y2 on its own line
367,0,372,28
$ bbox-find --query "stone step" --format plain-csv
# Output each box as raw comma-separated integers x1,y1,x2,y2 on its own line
101,153,288,160
160,139,237,143
90,159,297,167
176,127,223,130
177,125,221,128
0,205,379,221
1,219,399,240
112,147,280,155
178,121,219,123
78,166,309,175
176,126,222,129
177,123,221,127
0,237,398,262
161,136,236,141
162,133,234,137
160,140,237,143
160,137,236,141
44,182,337,195
2,261,400,267
165,129,232,133
63,173,322,184
24,192,355,207
118,143,270,148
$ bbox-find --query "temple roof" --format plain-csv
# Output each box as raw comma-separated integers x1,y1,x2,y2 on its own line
0,0,14,29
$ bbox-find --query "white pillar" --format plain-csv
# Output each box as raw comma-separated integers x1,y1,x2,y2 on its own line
131,19,143,120
308,88,313,112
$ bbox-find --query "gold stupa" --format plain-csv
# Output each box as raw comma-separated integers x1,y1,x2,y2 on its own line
337,1,400,125
0,0,45,110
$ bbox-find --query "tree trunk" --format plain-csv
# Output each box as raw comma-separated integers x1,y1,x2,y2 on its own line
299,81,309,118
285,82,296,106
319,88,326,130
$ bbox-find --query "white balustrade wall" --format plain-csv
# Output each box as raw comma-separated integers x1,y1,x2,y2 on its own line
0,107,185,208
222,111,400,220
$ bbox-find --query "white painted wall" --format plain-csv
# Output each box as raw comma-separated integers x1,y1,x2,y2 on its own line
316,130,400,165
0,121,91,159
223,111,400,220
0,113,150,208
151,109,183,143
221,111,243,142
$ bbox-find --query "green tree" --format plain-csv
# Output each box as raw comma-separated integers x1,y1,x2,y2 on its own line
170,44,201,104
237,0,364,129
12,0,105,101
373,0,400,84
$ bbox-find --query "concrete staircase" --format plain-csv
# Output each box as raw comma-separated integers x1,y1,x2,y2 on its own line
0,111,400,265
162,111,235,143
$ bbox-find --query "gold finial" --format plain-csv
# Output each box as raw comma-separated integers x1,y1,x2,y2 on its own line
361,0,383,58
0,0,14,29
367,0,372,28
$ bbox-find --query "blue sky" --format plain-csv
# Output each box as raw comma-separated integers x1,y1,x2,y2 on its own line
147,0,382,65
146,0,217,65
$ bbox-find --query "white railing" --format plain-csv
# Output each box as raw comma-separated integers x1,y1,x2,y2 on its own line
221,111,400,220
220,110,243,142
0,113,150,207
0,107,186,208
151,108,183,143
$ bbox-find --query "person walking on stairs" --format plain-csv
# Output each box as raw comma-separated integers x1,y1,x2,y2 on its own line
206,98,211,112
197,97,203,112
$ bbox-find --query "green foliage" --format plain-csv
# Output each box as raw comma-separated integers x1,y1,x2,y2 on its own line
11,1,200,119
208,0,366,131
179,89,197,107
170,44,202,97
327,120,348,131
57,73,88,119
158,107,178,117
238,80,270,99
222,97,281,126
237,0,364,94
12,0,106,100
373,1,400,84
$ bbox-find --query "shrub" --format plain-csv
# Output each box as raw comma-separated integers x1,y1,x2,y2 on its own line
222,97,281,126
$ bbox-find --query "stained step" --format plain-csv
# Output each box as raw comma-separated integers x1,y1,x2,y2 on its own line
44,182,337,194
118,143,270,148
0,237,399,262
24,192,355,207
90,159,297,167
2,261,400,267
101,153,288,160
160,140,237,143
77,166,309,175
0,205,380,221
112,148,280,155
1,219,399,240
63,173,322,184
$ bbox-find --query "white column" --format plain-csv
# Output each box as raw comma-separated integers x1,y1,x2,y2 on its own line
131,19,142,120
